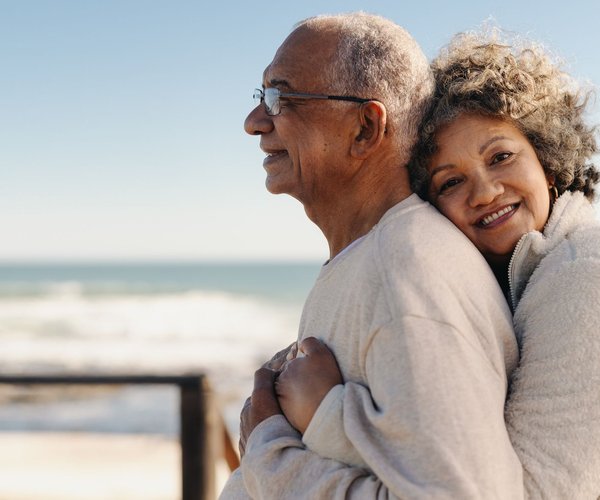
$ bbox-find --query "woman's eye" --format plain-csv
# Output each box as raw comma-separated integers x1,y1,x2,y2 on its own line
439,178,461,193
492,152,512,164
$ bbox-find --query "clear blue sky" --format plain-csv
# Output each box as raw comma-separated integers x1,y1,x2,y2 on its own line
1,0,598,262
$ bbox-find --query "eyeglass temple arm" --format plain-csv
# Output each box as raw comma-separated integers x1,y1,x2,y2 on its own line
278,91,371,104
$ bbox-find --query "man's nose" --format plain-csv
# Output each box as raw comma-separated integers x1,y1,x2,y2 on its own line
244,104,274,136
467,172,504,208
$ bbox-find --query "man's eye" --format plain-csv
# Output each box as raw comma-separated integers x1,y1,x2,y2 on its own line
439,178,461,193
277,98,294,110
492,152,512,164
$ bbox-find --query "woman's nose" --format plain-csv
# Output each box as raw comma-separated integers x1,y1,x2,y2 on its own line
244,103,274,136
467,173,504,208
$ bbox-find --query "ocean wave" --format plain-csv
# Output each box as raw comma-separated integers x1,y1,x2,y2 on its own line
0,287,305,435
0,289,301,372
0,264,318,436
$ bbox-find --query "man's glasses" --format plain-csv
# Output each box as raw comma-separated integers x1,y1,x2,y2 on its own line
253,87,373,116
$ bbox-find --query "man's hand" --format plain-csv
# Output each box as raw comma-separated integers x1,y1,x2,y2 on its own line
275,337,343,434
239,367,282,457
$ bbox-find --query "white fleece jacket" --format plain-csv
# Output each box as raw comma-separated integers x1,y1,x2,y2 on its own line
220,195,522,499
505,191,600,499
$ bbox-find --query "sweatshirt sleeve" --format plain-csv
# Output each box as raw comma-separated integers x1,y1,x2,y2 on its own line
239,316,524,500
302,384,366,468
506,256,600,499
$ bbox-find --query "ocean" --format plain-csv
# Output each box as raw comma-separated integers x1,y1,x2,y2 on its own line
0,262,321,438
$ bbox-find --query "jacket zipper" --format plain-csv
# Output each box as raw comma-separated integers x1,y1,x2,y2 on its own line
507,234,528,312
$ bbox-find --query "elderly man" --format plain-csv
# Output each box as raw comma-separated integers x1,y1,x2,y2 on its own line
221,13,523,499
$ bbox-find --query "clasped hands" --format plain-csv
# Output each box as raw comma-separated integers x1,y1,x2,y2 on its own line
238,337,342,457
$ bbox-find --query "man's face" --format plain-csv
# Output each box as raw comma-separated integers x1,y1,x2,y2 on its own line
244,27,357,205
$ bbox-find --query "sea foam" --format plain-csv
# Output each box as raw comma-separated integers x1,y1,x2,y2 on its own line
0,281,306,435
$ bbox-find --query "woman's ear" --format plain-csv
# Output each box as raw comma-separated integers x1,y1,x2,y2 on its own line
547,174,558,205
351,101,387,159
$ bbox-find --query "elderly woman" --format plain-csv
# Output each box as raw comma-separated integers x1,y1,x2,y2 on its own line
276,32,600,498
410,33,600,498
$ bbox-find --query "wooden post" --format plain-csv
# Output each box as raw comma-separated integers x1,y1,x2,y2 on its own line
180,376,216,500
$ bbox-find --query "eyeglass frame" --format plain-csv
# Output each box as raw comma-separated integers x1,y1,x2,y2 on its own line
253,87,376,116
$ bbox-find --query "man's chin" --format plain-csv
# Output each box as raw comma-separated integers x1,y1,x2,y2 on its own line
265,176,292,196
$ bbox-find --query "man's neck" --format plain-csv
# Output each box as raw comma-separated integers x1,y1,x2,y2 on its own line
307,175,413,260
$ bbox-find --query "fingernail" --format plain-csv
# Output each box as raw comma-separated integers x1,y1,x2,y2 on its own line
286,342,298,360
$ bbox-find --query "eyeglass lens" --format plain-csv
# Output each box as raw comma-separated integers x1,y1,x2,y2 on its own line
253,88,280,116
264,89,279,115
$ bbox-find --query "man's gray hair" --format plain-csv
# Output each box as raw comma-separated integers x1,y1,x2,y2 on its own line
297,13,433,164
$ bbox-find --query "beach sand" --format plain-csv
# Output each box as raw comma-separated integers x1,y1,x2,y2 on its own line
0,432,231,500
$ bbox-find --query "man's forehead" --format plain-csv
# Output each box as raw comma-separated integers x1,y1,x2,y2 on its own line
261,27,337,90
261,61,296,91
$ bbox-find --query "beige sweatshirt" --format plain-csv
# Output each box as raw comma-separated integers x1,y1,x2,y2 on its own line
221,194,522,499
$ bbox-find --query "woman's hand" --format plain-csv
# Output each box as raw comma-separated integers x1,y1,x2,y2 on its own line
275,337,343,434
263,341,298,370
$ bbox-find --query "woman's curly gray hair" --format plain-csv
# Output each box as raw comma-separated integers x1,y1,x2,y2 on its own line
411,31,599,201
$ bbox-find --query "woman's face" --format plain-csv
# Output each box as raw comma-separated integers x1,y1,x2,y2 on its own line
427,114,552,266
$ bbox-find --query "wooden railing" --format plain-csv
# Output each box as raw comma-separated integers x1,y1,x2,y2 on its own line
0,373,240,500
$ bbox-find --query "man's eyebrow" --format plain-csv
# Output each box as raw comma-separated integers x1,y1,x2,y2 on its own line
479,135,508,154
267,79,292,90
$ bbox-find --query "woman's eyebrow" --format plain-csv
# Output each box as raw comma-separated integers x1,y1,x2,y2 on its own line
429,163,454,179
479,135,508,154
429,135,512,179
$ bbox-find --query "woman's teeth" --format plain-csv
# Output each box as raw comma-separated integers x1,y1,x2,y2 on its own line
481,205,516,226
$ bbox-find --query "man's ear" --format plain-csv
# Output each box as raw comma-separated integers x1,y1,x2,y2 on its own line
351,101,387,159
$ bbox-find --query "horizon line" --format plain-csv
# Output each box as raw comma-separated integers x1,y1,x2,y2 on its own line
0,257,324,266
